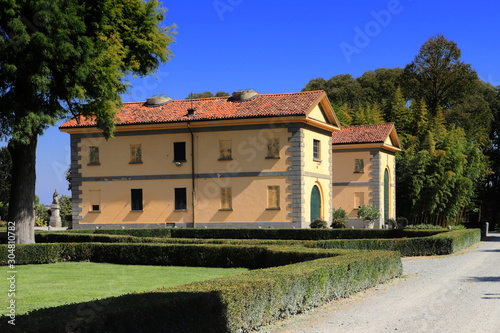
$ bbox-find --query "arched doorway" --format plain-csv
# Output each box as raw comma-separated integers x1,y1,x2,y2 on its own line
384,169,390,220
310,185,322,221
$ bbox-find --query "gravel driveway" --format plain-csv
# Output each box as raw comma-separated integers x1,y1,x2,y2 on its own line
263,232,500,333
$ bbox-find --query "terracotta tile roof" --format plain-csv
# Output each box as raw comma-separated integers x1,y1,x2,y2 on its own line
331,123,395,144
60,91,325,128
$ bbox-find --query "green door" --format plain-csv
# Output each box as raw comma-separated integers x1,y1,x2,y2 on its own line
310,186,321,221
384,169,390,220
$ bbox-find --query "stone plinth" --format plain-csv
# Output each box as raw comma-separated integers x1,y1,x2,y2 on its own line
50,204,62,228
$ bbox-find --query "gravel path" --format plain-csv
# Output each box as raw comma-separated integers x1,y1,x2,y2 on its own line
262,232,500,333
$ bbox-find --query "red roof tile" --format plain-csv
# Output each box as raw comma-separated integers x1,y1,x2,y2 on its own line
60,91,325,128
332,123,395,144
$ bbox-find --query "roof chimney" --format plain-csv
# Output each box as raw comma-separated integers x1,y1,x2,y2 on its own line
145,94,172,107
231,89,259,102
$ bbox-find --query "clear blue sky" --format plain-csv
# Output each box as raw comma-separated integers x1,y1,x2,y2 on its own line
3,0,500,205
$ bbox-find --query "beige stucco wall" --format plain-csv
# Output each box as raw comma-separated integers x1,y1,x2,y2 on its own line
308,105,328,123
303,129,331,176
194,176,290,223
80,179,193,224
302,127,333,227
76,126,295,226
194,128,290,173
332,148,397,228
80,133,192,177
376,150,397,221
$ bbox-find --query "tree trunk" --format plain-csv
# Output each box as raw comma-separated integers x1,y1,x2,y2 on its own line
8,136,37,244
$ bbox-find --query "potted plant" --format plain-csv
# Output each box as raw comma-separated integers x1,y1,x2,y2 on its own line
357,204,380,229
331,208,348,228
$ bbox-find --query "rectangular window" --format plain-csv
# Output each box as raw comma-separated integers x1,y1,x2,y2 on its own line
219,140,232,160
130,144,142,164
266,138,280,158
354,159,364,173
131,189,143,211
90,190,100,212
174,142,186,161
175,188,187,210
354,192,365,209
313,139,321,160
89,146,100,165
220,187,232,210
267,186,280,209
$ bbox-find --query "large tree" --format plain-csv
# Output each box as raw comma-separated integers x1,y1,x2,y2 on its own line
400,35,478,115
0,146,11,219
0,0,174,243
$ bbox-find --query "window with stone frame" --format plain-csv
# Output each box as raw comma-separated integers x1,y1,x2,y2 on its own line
219,140,232,160
130,144,142,164
220,187,232,210
354,159,364,173
266,138,280,158
89,146,100,165
313,139,321,161
267,186,280,209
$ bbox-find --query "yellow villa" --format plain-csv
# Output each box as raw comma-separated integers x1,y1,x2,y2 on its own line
331,123,401,228
60,89,400,229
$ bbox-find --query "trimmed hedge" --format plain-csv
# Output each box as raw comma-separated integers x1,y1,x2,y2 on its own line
0,243,271,268
35,233,146,244
36,229,480,257
0,244,401,333
64,227,443,239
314,229,481,256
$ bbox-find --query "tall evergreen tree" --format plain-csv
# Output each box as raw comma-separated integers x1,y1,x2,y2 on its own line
0,0,175,243
370,102,385,124
385,87,409,131
334,103,353,126
400,35,478,115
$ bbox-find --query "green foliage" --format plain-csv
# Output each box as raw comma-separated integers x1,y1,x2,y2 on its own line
58,195,72,225
316,229,480,256
304,74,363,107
386,218,397,229
333,103,353,126
34,196,48,226
310,218,328,229
400,34,479,114
0,244,402,333
186,91,230,99
396,217,409,229
0,0,175,242
0,147,11,207
405,224,444,230
331,208,348,228
41,228,444,240
303,35,496,227
2,262,247,316
357,205,381,221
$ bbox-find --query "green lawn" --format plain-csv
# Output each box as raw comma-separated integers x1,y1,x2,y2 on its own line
1,262,248,315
